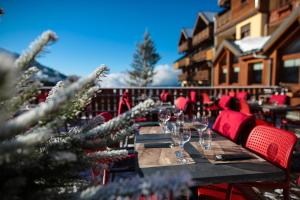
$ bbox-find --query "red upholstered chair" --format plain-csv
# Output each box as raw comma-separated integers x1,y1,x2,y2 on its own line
227,126,298,200
202,93,211,105
229,91,235,97
212,110,255,145
175,97,193,117
99,112,112,122
218,95,233,110
160,90,172,103
118,91,131,115
269,94,288,105
190,91,197,104
236,92,248,101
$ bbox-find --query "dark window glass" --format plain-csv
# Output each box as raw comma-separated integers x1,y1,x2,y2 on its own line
220,68,227,84
232,67,239,83
241,23,250,39
250,63,263,84
282,59,300,83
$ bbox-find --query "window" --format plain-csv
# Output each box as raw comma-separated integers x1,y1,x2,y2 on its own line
220,68,227,84
231,67,240,83
281,59,300,83
241,23,250,39
250,63,263,84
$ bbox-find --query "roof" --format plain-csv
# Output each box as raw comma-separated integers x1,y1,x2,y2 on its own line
201,12,215,23
182,28,193,38
214,39,242,62
263,6,300,52
234,36,271,54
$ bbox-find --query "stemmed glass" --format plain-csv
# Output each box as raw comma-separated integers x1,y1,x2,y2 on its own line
193,116,209,147
173,106,184,127
176,127,191,164
158,108,171,134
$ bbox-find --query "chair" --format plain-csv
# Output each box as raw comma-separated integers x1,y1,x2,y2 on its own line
227,126,298,200
175,97,193,117
190,91,197,104
160,90,172,103
118,91,131,115
218,95,233,110
237,92,248,101
212,110,255,145
269,94,288,105
99,112,113,122
229,91,235,97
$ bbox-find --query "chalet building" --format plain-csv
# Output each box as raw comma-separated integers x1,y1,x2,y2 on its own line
174,12,215,87
213,0,300,105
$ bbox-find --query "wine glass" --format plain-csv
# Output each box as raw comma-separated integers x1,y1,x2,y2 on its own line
177,127,191,164
193,116,209,147
158,108,171,134
169,122,180,148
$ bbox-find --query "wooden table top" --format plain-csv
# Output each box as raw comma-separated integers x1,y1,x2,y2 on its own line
135,125,285,186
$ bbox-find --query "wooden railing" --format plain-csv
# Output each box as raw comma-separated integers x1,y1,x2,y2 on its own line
216,10,231,30
178,41,190,53
174,57,191,68
192,27,211,47
178,73,189,82
39,86,280,118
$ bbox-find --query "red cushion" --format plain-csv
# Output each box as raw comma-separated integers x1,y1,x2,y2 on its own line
213,110,255,142
218,95,232,110
190,91,197,104
198,184,249,200
269,95,287,105
237,92,248,100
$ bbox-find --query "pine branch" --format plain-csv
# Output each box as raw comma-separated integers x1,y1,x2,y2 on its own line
79,171,193,200
0,66,108,140
80,99,154,139
14,30,58,71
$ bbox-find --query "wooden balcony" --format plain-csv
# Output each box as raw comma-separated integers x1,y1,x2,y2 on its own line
178,73,189,82
269,3,293,26
194,69,210,81
216,10,231,31
192,48,214,63
174,57,191,69
192,27,211,47
178,40,191,53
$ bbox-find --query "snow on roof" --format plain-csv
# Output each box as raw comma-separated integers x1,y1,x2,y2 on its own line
201,12,215,23
183,28,193,38
234,36,271,53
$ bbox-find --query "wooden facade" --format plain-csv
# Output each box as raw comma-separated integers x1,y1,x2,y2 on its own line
174,12,215,87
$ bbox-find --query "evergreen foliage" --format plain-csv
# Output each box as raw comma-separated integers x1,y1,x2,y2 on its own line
127,31,161,87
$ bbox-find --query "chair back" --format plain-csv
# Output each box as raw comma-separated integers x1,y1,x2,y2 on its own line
246,126,297,170
239,99,251,115
118,91,131,115
175,97,193,117
190,91,197,104
99,112,113,122
229,91,235,97
202,93,211,104
237,92,248,100
269,95,287,105
218,95,232,110
160,90,172,103
213,110,255,144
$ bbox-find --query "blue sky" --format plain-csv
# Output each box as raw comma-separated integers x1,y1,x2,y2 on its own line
0,0,220,76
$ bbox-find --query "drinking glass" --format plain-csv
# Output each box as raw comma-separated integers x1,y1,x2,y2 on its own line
158,108,171,134
193,116,209,146
169,123,180,148
202,128,212,150
176,127,191,164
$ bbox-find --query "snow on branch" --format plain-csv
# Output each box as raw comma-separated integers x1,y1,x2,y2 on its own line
79,171,193,200
0,66,108,140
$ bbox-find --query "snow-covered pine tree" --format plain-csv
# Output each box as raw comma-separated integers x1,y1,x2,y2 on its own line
127,31,161,87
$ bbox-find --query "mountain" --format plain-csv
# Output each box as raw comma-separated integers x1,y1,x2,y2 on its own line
0,48,67,86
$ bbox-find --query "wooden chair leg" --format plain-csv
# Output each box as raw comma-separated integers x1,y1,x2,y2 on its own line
225,184,233,200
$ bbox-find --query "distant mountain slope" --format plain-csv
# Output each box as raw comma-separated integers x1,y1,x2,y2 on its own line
0,48,67,86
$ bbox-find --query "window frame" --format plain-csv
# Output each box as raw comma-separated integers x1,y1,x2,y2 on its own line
241,23,251,39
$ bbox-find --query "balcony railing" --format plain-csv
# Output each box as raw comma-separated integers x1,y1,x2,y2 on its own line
194,69,210,81
178,40,190,53
192,27,211,47
269,3,293,26
40,86,280,117
192,50,207,63
216,10,231,30
178,73,188,82
174,57,191,68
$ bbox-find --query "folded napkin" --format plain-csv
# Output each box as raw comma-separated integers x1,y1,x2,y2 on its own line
136,134,172,143
215,153,254,161
144,143,172,148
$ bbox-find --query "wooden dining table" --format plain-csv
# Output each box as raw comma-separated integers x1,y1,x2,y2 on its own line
135,125,285,187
